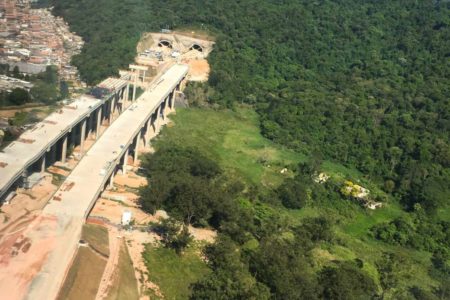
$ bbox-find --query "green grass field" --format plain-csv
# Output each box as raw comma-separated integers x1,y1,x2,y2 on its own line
106,240,139,300
57,247,107,300
82,224,110,257
143,245,209,300
58,224,110,300
157,107,363,189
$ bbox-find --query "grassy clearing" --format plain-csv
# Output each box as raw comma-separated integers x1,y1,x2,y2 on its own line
58,224,110,300
330,231,439,291
342,202,405,237
158,107,360,189
82,224,110,257
143,245,209,300
157,107,304,188
106,240,139,300
57,247,107,300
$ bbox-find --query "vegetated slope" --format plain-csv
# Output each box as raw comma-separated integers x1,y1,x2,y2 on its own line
139,108,448,299
51,0,448,213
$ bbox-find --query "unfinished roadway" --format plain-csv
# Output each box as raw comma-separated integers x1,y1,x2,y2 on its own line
0,75,130,201
0,64,188,300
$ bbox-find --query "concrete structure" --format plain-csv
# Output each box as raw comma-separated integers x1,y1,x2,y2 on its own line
129,64,149,99
4,64,188,300
121,211,132,225
149,32,215,57
0,75,131,202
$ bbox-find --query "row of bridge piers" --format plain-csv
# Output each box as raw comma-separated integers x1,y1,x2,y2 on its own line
106,84,179,190
25,82,133,177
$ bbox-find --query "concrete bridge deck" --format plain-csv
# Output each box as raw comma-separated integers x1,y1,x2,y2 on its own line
0,64,188,300
0,76,130,201
0,96,101,194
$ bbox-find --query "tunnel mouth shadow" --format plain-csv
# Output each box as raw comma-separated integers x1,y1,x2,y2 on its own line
158,40,173,48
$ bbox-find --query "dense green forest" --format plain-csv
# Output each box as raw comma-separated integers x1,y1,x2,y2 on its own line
50,0,449,213
48,0,449,298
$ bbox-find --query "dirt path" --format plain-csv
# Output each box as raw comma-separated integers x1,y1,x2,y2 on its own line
125,230,163,300
95,226,121,300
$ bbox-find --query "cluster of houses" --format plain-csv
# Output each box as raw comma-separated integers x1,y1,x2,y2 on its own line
0,0,83,84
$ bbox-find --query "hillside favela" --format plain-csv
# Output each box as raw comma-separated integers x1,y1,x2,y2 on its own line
0,0,448,300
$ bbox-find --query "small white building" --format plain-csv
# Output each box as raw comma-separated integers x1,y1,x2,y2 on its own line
122,211,132,225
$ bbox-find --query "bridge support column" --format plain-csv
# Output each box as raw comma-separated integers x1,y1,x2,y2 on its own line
80,119,86,154
61,135,68,163
132,71,138,101
124,84,129,108
170,90,176,110
96,107,102,139
69,128,75,149
87,114,93,139
109,170,115,189
122,148,129,175
154,107,160,134
50,145,57,165
110,96,115,123
40,155,46,173
134,131,141,165
145,118,152,144
164,97,170,117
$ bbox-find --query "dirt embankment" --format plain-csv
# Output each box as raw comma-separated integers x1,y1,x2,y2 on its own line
89,167,216,299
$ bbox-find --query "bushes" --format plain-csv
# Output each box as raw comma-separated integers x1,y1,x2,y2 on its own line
276,178,309,209
139,146,239,226
152,218,193,254
370,215,450,253
7,88,31,106
319,262,378,300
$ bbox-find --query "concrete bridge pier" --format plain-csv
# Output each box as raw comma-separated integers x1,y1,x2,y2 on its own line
109,98,115,124
159,102,165,122
96,107,103,139
144,117,153,146
116,92,123,115
69,128,76,151
44,145,55,169
164,97,170,117
61,134,68,163
122,148,129,175
132,76,137,102
79,119,86,155
40,155,46,173
169,91,175,111
154,107,161,134
86,114,93,139
109,168,116,189
133,131,141,166
123,84,130,108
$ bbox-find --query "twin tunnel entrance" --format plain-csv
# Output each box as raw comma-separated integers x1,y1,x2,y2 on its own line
157,39,203,52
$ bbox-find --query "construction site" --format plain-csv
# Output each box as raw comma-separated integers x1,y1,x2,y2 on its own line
135,31,214,82
0,30,214,300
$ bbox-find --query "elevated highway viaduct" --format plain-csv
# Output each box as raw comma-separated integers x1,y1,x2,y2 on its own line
0,64,188,300
0,75,133,202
